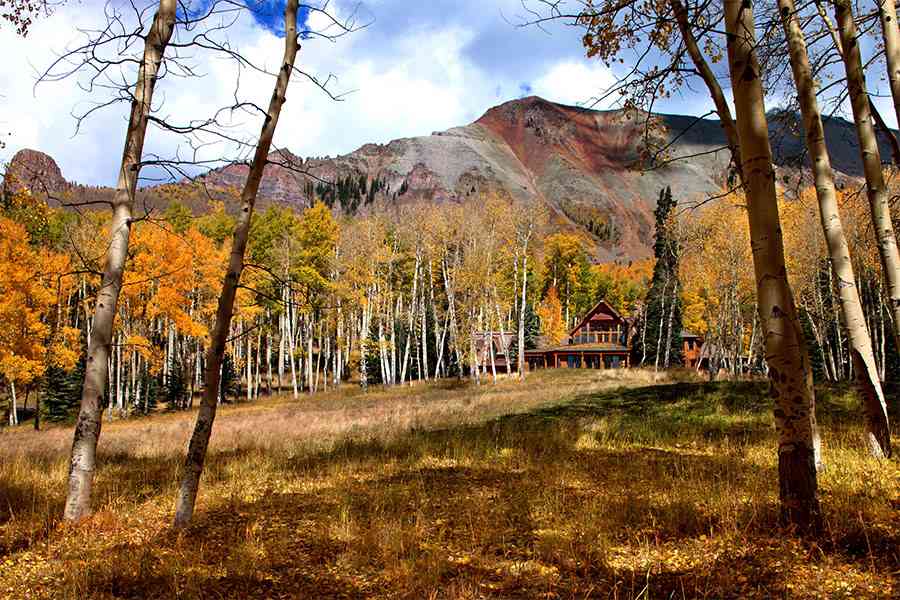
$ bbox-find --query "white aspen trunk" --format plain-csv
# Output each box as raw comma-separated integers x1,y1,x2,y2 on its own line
777,0,893,452
488,330,497,383
518,250,529,379
430,261,445,378
255,327,262,399
278,293,285,393
390,297,398,385
167,321,176,387
420,288,428,380
879,288,887,379
127,349,135,415
323,329,330,392
116,332,123,416
335,307,343,385
246,323,252,402
640,305,648,367
400,254,419,384
835,0,900,358
313,319,322,393
266,327,273,396
495,298,511,377
8,381,17,427
663,281,678,370
879,0,900,134
725,0,821,532
748,310,758,371
306,317,314,394
377,317,387,385
193,338,201,407
174,2,299,527
670,0,742,173
64,0,177,521
288,298,298,398
360,302,370,391
655,277,668,372
470,333,481,385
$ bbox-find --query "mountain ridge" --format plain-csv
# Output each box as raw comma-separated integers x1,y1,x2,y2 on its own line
4,96,893,260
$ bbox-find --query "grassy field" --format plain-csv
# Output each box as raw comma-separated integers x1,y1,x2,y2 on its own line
0,369,898,599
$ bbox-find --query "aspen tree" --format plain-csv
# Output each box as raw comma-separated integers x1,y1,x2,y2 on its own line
778,0,891,457
174,0,300,527
834,0,900,357
64,0,177,521
725,0,821,531
878,0,900,132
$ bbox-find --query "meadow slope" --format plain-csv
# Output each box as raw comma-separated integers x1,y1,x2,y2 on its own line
1,369,898,599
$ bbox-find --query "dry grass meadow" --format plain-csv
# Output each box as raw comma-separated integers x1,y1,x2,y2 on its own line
0,369,898,599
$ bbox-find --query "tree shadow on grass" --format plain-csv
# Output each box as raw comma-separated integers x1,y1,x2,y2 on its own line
75,452,802,599
3,379,897,598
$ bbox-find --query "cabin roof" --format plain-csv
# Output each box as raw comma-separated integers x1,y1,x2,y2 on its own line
568,299,625,336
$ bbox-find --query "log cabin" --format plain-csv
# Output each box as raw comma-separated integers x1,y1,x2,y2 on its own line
525,300,631,370
472,331,516,371
682,331,703,369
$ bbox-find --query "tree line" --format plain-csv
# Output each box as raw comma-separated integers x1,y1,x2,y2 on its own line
3,0,900,534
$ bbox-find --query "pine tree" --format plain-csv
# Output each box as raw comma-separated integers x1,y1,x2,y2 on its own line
41,356,85,423
633,187,684,368
363,333,383,386
165,357,187,411
219,353,239,403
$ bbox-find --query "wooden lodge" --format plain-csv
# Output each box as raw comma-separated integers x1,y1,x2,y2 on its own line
682,331,704,369
525,300,631,370
473,331,516,371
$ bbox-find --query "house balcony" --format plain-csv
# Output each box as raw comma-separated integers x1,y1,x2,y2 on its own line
566,332,625,346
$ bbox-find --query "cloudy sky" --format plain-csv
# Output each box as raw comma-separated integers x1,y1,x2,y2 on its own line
0,0,891,186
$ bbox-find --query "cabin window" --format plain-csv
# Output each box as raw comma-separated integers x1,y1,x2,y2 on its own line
611,356,621,369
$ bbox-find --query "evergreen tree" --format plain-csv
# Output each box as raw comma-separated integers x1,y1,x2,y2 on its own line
524,303,541,350
165,357,187,411
633,187,684,367
363,333,383,386
508,303,541,366
219,353,240,403
40,356,85,423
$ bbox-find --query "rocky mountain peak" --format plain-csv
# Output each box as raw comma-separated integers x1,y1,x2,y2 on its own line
3,148,68,198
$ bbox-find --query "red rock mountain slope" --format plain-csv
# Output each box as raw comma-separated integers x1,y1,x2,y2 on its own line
4,96,887,260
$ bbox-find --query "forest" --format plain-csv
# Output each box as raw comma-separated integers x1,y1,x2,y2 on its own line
1,0,899,598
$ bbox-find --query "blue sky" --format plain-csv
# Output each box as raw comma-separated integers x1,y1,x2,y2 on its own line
0,0,890,186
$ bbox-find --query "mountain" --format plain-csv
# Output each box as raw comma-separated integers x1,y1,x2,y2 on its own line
3,96,895,261
3,148,70,198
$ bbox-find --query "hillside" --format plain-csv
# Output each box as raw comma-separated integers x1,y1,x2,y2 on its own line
4,96,895,260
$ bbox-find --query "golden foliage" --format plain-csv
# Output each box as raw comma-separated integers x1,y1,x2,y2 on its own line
538,286,567,345
0,217,78,385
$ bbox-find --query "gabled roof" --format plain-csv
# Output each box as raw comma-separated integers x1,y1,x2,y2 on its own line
568,299,625,336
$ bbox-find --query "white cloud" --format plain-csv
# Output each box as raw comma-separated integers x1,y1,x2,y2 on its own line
530,61,617,108
0,0,690,187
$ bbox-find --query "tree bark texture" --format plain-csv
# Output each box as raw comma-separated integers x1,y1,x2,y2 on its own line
725,0,821,532
173,0,300,528
64,0,177,521
835,0,900,358
779,0,891,457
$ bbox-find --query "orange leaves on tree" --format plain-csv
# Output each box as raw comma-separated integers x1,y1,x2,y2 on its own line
538,286,567,346
0,217,77,386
